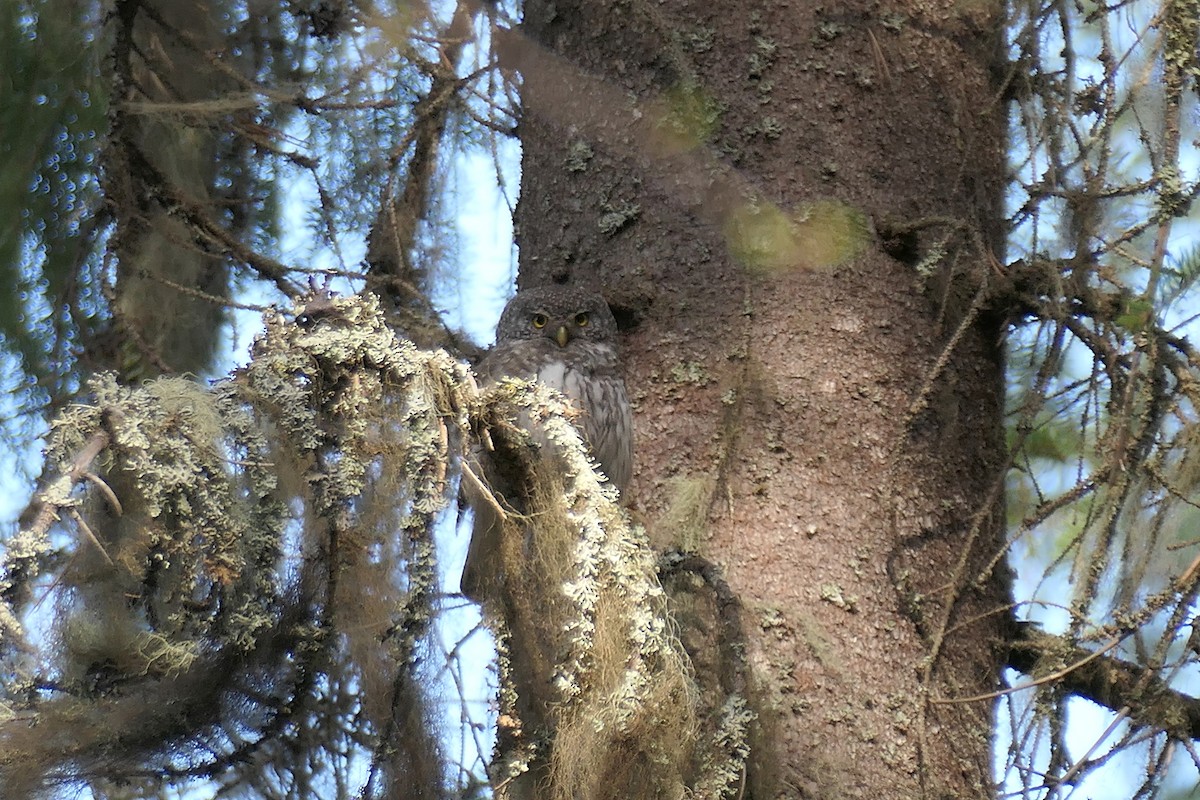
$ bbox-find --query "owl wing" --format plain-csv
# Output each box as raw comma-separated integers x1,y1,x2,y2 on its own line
552,357,632,493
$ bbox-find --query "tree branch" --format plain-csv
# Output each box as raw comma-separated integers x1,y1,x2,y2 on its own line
365,0,477,329
1007,624,1200,740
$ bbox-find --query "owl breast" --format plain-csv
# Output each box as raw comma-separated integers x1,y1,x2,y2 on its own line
538,342,632,492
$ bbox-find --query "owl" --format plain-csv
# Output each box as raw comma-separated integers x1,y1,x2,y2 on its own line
461,285,633,599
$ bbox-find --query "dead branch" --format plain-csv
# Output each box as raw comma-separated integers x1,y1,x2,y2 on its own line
1006,624,1200,740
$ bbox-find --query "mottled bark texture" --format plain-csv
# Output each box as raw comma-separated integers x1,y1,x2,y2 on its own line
509,1,1009,796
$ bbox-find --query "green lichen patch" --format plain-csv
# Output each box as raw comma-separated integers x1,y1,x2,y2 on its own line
655,81,724,154
725,199,870,274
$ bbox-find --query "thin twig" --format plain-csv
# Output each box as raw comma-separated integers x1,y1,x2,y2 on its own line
84,471,124,516
460,461,507,522
67,508,114,566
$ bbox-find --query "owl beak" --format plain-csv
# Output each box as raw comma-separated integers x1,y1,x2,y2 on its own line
554,325,571,348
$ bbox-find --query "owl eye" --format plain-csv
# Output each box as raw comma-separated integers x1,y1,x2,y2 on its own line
574,312,589,327
531,313,548,329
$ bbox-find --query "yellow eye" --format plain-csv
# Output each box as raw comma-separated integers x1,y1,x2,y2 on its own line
532,313,548,329
574,312,589,327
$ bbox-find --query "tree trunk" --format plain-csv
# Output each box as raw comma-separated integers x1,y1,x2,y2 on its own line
99,0,236,380
511,1,1009,796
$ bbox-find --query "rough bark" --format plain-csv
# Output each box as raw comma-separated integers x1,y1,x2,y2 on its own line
511,0,1009,796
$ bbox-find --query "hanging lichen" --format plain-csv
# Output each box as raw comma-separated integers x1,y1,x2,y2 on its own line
0,292,470,797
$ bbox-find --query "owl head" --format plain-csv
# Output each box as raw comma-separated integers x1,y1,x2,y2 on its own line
495,285,618,348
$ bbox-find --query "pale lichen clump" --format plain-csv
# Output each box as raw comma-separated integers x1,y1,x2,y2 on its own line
480,381,754,799
693,695,755,800
482,380,697,800
238,291,472,666
243,292,469,529
35,374,283,660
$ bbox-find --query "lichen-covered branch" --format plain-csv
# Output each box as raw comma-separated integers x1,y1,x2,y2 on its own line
472,380,700,800
0,430,110,649
1005,624,1200,740
0,292,470,796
